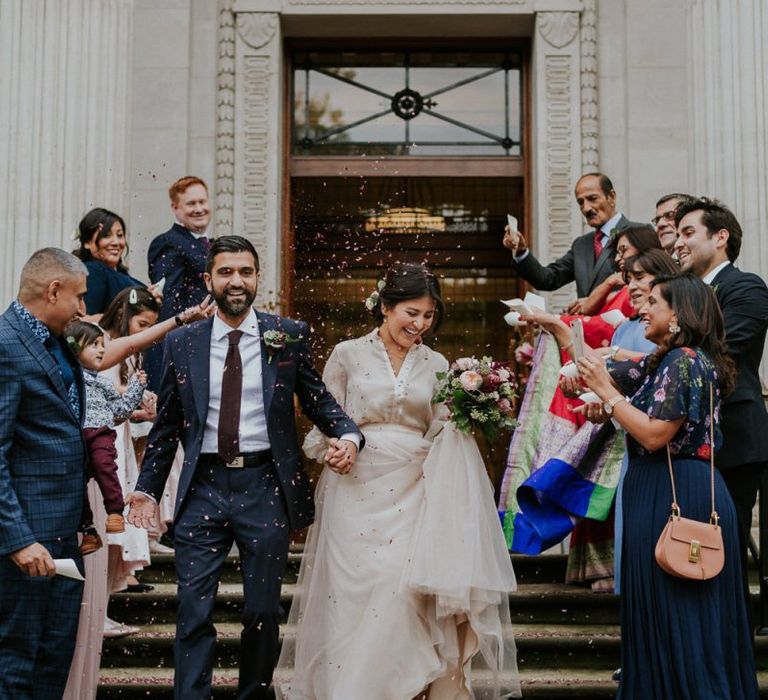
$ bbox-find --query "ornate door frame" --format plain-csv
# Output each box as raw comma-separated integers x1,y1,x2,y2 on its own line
215,0,598,312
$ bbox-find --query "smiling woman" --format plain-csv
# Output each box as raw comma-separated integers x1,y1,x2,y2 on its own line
73,208,146,315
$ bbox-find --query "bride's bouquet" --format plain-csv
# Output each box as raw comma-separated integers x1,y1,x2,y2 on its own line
433,356,517,442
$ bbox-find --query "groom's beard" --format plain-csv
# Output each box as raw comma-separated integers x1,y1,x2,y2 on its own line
213,286,257,318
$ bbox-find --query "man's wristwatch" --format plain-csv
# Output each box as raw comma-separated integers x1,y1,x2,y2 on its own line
603,395,627,415
608,345,620,361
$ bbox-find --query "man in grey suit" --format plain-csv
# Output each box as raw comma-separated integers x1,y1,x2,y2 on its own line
503,172,648,313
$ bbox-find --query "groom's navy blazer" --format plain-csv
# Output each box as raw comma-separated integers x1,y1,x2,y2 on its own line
137,310,360,531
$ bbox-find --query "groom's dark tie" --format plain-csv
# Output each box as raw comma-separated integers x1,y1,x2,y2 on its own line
218,330,243,463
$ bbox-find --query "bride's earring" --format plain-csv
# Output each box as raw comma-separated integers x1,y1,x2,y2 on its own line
669,319,680,335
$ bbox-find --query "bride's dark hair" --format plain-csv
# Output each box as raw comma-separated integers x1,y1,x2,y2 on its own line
372,262,446,335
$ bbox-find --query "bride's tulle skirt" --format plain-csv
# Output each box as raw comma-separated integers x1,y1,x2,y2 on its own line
275,423,521,700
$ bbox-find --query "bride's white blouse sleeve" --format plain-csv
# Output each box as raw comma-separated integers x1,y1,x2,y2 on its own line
302,331,450,462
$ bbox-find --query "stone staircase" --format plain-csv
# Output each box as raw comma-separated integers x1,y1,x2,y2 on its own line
97,550,768,699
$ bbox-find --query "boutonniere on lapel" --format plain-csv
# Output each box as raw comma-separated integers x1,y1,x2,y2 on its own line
262,330,300,363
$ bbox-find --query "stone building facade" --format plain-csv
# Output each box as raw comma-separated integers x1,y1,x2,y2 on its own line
2,0,766,370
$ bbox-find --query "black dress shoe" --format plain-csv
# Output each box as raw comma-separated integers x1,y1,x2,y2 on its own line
612,668,622,681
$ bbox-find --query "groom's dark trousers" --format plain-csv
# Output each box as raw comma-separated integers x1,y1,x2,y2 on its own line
174,455,289,698
136,311,361,700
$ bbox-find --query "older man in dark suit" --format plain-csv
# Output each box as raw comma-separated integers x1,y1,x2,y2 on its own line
128,236,362,699
503,172,648,313
675,197,768,602
0,248,88,698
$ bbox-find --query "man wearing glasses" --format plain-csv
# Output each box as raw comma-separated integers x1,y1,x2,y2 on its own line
652,192,694,254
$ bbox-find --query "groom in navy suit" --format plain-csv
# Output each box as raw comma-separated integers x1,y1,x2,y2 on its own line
0,248,88,698
129,235,362,699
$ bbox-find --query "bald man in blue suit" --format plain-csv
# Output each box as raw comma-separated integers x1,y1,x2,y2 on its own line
0,248,89,699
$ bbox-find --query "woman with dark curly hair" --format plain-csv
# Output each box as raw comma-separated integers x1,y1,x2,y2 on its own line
577,273,758,698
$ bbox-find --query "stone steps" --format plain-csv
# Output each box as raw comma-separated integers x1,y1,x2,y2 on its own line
96,667,622,699
98,551,768,699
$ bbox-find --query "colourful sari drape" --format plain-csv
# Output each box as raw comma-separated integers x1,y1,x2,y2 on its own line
498,289,629,558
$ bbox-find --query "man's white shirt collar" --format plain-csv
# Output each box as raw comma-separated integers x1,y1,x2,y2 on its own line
175,220,208,239
211,307,260,342
702,260,730,285
599,212,624,236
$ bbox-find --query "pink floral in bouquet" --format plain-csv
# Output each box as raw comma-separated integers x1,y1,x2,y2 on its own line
433,356,518,442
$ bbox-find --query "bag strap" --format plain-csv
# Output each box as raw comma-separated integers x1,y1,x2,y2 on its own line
666,382,719,525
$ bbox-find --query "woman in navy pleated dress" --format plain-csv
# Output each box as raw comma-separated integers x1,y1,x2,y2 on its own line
576,273,758,699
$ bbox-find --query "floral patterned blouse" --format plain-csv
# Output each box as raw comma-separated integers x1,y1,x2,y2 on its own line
609,346,722,460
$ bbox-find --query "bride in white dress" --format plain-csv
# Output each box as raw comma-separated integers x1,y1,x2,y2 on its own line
276,263,520,700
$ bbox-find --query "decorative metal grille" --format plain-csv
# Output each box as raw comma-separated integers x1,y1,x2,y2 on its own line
292,50,523,156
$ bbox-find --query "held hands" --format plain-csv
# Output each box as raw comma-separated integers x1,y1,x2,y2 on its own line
11,542,55,577
324,437,358,475
502,225,527,256
126,492,159,530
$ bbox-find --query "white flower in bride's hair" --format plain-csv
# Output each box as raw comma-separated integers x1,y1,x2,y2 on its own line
364,290,380,311
458,370,483,392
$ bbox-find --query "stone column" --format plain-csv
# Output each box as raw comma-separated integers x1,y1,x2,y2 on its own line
0,0,133,302
217,1,283,310
531,10,583,312
688,0,768,281
688,1,768,382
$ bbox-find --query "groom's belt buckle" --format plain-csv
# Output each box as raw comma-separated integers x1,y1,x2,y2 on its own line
227,456,244,468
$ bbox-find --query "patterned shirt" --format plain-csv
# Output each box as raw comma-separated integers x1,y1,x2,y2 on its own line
13,300,81,420
83,371,146,429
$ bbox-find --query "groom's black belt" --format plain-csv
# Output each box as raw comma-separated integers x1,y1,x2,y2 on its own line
201,450,273,468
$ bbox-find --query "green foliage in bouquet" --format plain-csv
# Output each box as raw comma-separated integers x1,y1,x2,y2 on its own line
433,356,518,443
